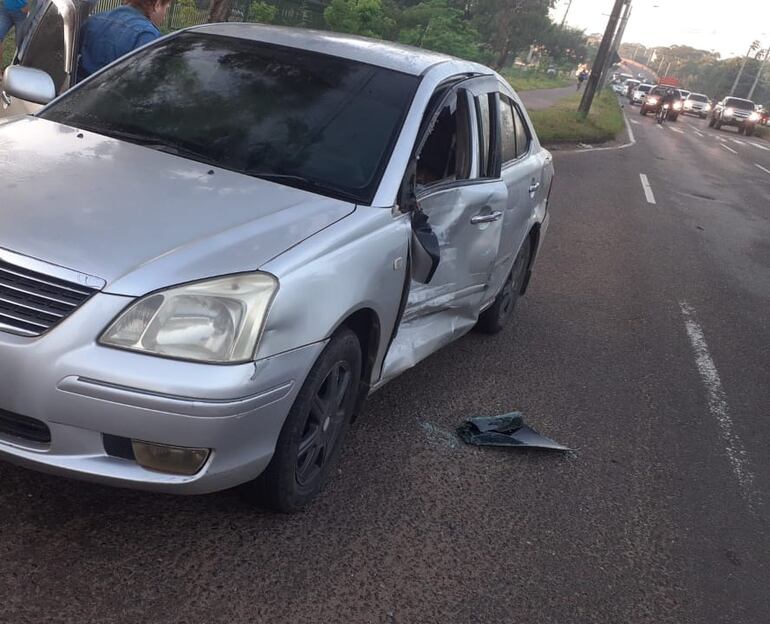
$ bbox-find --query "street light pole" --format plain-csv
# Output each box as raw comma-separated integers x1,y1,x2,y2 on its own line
578,0,628,117
748,47,769,100
731,40,760,96
560,0,574,28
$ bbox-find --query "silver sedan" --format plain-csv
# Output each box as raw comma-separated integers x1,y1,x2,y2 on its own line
0,23,553,511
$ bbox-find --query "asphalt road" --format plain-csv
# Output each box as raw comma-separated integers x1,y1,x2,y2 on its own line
1,108,769,624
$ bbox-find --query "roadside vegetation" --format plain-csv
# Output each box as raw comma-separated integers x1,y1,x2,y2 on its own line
529,89,625,145
503,67,571,91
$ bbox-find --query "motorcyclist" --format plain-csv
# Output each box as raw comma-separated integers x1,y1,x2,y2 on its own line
658,87,678,118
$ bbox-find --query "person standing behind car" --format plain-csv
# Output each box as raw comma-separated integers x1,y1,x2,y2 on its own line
78,0,172,80
0,0,28,71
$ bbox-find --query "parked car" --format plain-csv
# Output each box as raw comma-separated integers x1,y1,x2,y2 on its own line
640,86,683,121
682,93,711,119
630,83,653,105
709,96,761,135
678,89,690,101
0,23,553,511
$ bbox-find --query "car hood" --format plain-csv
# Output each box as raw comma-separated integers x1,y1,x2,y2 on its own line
0,118,355,295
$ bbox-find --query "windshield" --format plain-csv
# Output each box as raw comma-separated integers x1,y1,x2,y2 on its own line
638,85,652,93
40,32,420,204
689,94,708,102
724,98,755,110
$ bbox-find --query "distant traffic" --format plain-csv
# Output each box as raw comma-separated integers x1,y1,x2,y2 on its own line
611,72,768,135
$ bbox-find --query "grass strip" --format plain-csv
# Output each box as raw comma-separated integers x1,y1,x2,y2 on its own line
529,89,625,145
503,67,572,91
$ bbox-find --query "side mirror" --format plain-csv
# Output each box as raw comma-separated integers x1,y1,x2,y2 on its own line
2,66,55,105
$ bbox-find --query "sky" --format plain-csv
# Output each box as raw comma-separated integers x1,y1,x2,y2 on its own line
551,0,770,59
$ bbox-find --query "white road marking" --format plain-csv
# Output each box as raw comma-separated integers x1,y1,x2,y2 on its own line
731,138,746,145
679,302,757,507
630,119,641,125
750,141,770,151
624,113,636,144
669,127,685,134
694,130,705,138
720,143,738,154
755,163,770,175
716,136,727,142
655,124,664,130
639,173,656,204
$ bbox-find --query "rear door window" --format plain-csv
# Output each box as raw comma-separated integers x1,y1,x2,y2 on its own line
513,104,531,158
499,95,516,164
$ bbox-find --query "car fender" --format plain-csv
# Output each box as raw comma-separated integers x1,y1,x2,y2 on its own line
257,205,410,385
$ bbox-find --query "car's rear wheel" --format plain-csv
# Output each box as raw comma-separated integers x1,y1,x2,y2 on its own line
477,236,532,335
247,328,362,513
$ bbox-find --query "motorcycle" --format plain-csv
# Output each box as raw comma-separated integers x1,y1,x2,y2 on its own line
657,103,670,124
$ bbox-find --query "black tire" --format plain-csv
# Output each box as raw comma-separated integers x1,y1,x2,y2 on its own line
745,126,754,137
670,114,678,122
714,118,722,130
738,126,745,135
477,236,532,334
640,106,647,116
248,328,362,513
708,117,715,128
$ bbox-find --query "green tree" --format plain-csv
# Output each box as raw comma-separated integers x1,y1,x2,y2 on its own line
324,0,396,38
398,0,485,61
249,0,278,22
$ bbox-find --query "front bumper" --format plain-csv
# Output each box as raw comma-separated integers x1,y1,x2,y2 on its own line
721,116,754,127
0,293,324,494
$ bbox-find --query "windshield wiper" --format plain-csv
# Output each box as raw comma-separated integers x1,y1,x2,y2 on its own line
76,125,215,164
243,171,331,191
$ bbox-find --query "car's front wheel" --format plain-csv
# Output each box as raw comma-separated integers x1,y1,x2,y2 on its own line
248,328,362,512
477,236,532,334
708,116,715,127
745,125,755,137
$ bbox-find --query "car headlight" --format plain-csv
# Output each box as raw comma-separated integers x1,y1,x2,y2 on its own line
749,112,760,122
704,104,711,111
673,101,682,110
647,97,659,105
100,273,278,363
684,101,692,108
724,107,734,117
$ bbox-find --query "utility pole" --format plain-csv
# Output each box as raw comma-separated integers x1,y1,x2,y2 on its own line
598,1,632,88
748,47,769,100
560,0,574,28
578,0,628,117
656,55,665,76
731,40,760,95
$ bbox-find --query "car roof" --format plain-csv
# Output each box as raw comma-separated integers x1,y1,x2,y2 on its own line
189,23,483,76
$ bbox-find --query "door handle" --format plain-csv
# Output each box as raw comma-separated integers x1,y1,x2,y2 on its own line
528,181,541,194
471,211,503,224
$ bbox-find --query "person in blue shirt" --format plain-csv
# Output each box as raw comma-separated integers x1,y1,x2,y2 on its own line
79,0,172,80
0,0,28,70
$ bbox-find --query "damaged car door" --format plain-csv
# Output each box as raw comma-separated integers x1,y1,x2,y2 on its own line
381,76,507,379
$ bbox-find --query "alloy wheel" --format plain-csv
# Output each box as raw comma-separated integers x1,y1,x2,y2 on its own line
295,361,352,487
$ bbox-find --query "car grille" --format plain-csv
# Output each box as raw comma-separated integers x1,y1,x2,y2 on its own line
0,408,51,444
0,258,99,336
